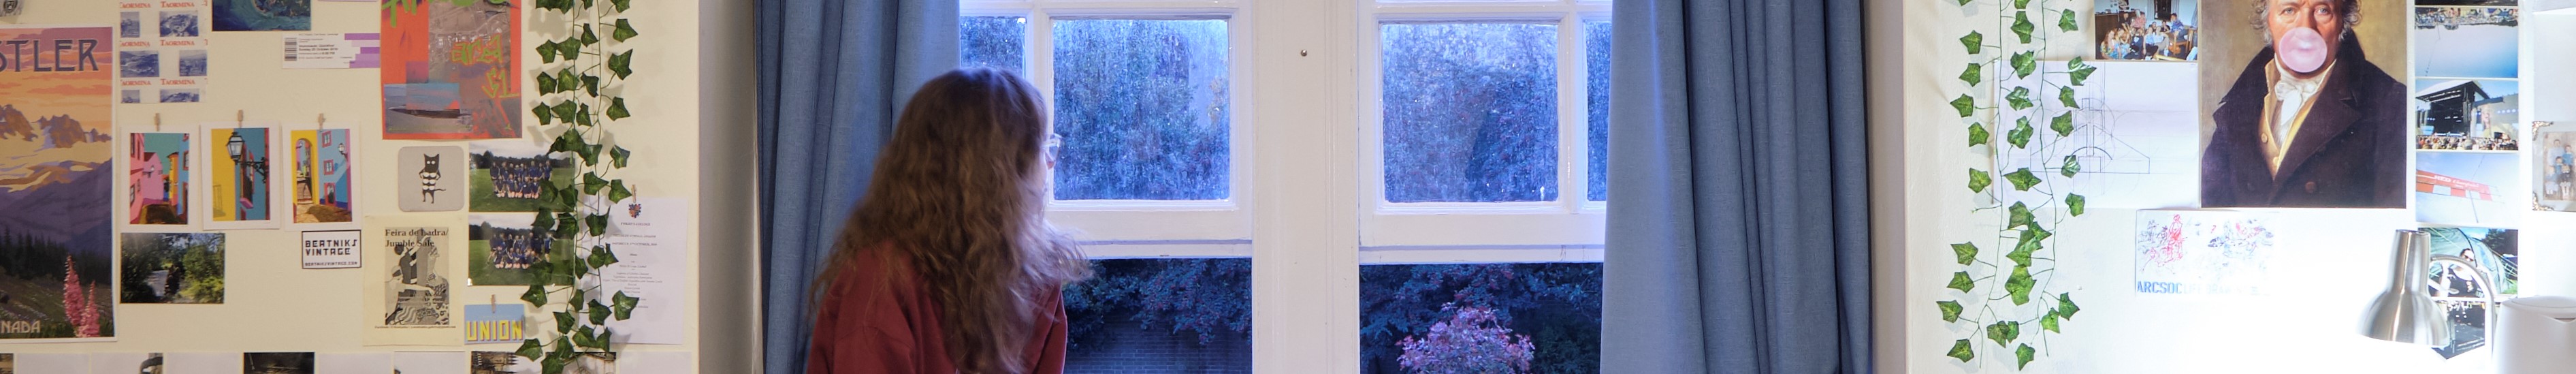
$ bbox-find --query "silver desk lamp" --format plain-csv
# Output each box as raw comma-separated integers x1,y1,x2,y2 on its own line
2360,230,2497,349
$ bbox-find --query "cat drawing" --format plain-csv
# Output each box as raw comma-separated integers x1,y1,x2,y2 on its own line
419,154,445,203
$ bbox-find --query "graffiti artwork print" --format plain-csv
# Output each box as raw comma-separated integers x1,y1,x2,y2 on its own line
381,0,522,140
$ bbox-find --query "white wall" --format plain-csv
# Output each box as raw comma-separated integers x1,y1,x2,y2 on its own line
0,0,754,371
1890,1,2576,374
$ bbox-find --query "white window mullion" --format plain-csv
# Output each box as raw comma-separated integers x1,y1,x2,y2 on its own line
1556,14,1585,213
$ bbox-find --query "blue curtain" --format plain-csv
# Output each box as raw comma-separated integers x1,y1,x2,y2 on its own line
1600,0,1871,371
757,0,956,372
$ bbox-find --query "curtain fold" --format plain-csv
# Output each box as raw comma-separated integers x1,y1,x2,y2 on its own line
758,0,957,372
1600,0,1870,372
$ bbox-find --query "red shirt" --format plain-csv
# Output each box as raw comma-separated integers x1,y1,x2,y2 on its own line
806,249,1069,374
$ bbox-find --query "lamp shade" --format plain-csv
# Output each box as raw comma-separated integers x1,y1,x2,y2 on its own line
2361,230,2447,345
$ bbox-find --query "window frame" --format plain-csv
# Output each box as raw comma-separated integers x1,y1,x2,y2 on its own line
964,0,1261,243
1356,0,1613,249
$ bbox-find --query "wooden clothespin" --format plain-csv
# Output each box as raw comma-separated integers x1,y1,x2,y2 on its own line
317,113,327,131
236,110,245,129
152,113,161,132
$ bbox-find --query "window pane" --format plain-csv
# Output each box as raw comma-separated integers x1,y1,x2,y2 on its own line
1052,19,1232,201
1065,258,1252,372
1380,23,1560,203
1361,263,1601,374
961,16,1027,72
1585,21,1611,202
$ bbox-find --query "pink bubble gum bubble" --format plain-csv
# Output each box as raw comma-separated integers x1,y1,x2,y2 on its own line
2276,27,2329,74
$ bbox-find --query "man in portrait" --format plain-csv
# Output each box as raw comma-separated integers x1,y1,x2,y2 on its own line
2202,0,2407,208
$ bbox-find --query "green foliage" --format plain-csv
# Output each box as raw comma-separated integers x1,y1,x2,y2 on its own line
2003,168,2039,191
515,0,643,372
1947,0,2081,369
1967,122,1989,147
1968,168,1992,192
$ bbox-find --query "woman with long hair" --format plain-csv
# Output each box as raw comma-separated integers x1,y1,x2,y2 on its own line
805,68,1093,374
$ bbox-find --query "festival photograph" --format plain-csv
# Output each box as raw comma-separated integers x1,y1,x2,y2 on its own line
2093,0,2199,61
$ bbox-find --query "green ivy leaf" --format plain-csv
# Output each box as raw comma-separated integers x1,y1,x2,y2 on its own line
611,146,632,168
532,102,555,125
591,245,620,269
584,76,602,97
2066,194,2087,216
551,104,580,129
613,0,631,12
536,72,558,94
522,284,548,308
587,214,611,237
2006,266,2037,305
2015,343,2038,369
558,38,585,61
1951,243,1980,266
2015,227,2052,258
2006,86,2033,110
1937,300,1965,323
2012,0,2031,10
581,25,600,45
583,172,610,194
612,292,641,320
613,19,640,42
1967,168,1992,193
2006,202,2035,230
2058,10,2079,31
1986,321,2020,346
2007,235,2038,268
1951,95,1977,117
2058,293,2080,320
576,103,595,127
1967,122,1989,147
2050,112,2074,136
2006,119,2033,149
559,73,584,97
2010,52,2038,78
610,51,634,78
1948,271,1976,293
2003,168,2040,191
553,311,575,334
1961,31,1985,55
2040,310,2062,332
2011,12,2035,44
587,300,612,326
2070,64,2097,86
608,181,634,203
1948,339,1976,362
607,97,631,120
537,40,560,63
517,338,546,360
2059,87,2079,109
2061,155,2081,178
1959,63,1982,85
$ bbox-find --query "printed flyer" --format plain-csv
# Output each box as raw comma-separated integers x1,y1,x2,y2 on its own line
116,0,211,104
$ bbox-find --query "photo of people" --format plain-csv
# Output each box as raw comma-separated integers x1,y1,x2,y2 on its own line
468,214,564,286
117,233,225,304
2413,79,2518,151
467,140,570,213
2416,152,2522,227
2423,227,2516,298
2093,0,2198,61
2533,123,2576,211
128,133,191,225
469,352,536,374
2412,6,2517,80
2197,0,2409,208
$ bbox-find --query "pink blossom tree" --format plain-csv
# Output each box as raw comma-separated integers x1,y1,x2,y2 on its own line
1397,303,1534,373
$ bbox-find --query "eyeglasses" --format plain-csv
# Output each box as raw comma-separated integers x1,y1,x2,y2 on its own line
1044,133,1063,163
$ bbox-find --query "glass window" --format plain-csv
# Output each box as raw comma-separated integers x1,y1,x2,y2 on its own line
1359,262,1601,374
1584,21,1611,202
1064,258,1253,372
1379,22,1560,203
961,16,1028,72
1051,19,1233,201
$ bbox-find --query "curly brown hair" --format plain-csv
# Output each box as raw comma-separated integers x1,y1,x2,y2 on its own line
813,68,1093,374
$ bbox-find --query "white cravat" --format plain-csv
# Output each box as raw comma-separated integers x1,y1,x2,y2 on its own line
2266,63,2331,172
